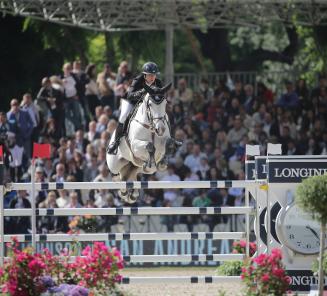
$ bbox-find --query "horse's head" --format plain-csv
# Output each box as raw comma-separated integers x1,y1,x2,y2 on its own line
144,83,171,137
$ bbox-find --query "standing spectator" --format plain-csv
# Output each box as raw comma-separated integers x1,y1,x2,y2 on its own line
61,62,85,132
115,61,132,107
97,63,116,109
243,84,256,113
7,98,34,158
8,135,24,182
85,64,100,117
72,60,90,116
20,93,40,152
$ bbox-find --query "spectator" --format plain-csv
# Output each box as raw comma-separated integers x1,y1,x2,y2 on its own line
7,98,34,158
159,164,181,205
184,144,206,173
277,81,299,109
94,163,111,182
227,115,248,148
97,63,116,109
174,78,193,108
51,163,66,182
61,62,85,132
87,121,100,142
8,190,31,234
85,64,100,116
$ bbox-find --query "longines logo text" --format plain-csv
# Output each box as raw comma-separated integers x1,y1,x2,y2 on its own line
274,168,327,178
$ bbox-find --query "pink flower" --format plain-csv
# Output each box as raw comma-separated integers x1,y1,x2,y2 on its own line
239,240,246,248
261,273,270,282
272,268,285,278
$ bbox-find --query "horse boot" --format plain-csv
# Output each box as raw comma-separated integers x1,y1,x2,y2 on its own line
107,122,124,155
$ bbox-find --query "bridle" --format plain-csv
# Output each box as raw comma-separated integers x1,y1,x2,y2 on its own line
134,94,168,135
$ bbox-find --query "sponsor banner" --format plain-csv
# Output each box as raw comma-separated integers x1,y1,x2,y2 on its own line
255,157,267,180
268,160,327,183
5,239,234,267
245,160,255,180
287,270,327,292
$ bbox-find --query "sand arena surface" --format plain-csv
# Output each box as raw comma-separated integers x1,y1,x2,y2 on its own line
119,267,244,296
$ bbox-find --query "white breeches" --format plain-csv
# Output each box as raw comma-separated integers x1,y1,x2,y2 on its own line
119,99,133,124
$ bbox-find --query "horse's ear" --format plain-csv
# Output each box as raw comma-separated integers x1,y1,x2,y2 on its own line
160,83,172,94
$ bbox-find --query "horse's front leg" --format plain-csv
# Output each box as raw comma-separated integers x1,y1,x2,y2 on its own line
131,139,156,170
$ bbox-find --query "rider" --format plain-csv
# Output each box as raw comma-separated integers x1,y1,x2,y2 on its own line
107,62,162,154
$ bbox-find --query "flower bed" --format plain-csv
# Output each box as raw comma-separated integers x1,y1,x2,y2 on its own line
0,237,124,296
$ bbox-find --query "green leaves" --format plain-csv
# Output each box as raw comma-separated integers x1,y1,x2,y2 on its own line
296,174,327,225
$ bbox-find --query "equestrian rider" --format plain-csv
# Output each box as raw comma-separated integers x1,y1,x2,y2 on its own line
107,62,162,154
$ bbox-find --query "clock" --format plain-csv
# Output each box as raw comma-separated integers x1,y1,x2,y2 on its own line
276,204,327,255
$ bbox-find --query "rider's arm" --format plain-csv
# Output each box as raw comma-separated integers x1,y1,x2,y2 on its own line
126,75,145,104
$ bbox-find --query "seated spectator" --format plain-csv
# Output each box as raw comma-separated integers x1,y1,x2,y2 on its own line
174,78,193,108
184,144,206,173
159,164,181,205
227,115,248,148
84,154,99,182
38,191,59,234
51,163,66,183
277,81,299,109
94,163,111,182
87,121,100,143
8,190,31,234
56,190,70,208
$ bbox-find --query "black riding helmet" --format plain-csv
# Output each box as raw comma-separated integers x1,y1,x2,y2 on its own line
142,62,159,75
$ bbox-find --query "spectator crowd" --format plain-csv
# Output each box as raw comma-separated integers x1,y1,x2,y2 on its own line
1,59,327,235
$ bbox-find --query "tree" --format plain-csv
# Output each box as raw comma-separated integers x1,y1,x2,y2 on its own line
296,174,327,295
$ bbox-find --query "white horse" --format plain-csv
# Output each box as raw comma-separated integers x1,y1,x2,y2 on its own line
106,83,176,203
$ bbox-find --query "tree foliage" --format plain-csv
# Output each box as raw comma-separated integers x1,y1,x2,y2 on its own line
296,174,327,225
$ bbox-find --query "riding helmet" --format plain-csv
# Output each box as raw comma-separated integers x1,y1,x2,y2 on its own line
142,62,159,75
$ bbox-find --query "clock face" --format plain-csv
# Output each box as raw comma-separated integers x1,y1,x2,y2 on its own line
277,204,327,255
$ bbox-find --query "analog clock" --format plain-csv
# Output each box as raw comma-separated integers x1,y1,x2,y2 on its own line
276,204,327,255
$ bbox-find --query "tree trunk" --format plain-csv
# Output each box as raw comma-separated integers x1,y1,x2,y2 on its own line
318,222,326,296
104,32,116,68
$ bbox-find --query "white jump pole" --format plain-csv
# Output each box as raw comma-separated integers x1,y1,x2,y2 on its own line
7,180,256,191
3,206,254,216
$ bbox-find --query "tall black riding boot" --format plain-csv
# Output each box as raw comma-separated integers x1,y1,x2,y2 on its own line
107,123,124,154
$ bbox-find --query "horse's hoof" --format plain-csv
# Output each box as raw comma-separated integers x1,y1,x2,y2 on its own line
157,161,168,172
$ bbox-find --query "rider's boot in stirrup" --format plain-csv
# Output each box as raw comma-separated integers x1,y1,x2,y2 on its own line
107,122,124,154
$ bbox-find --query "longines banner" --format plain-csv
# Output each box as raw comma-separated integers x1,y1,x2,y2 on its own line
267,156,327,183
287,270,327,292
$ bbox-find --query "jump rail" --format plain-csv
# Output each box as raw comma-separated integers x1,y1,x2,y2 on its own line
119,276,242,284
3,206,254,216
122,254,244,263
6,180,256,191
2,232,245,242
